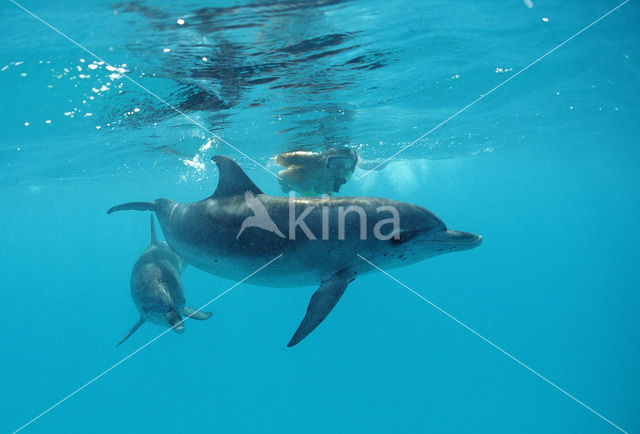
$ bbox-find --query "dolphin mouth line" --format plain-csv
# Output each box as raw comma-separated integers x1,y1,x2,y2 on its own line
433,235,483,244
425,231,483,246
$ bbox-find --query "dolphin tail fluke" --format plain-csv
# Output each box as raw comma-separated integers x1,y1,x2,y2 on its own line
117,318,145,346
183,306,213,320
287,269,356,347
107,201,157,214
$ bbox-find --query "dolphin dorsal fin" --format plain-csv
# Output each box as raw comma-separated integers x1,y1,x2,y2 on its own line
150,214,158,245
210,156,263,198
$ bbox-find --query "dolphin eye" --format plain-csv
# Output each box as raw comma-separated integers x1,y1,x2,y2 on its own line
390,236,404,245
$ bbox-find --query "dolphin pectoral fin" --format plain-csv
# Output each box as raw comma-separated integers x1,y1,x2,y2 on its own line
149,214,158,245
165,310,185,334
183,306,212,320
117,318,145,346
287,270,356,347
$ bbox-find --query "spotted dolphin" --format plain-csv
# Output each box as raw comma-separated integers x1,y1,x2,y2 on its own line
109,156,481,346
117,215,212,346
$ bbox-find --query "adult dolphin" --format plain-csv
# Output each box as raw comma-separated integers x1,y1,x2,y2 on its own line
109,156,482,346
118,215,212,346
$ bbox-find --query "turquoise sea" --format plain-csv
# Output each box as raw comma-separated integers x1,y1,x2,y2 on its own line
1,0,638,433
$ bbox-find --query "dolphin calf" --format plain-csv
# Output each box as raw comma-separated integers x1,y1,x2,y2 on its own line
109,156,481,346
117,215,212,346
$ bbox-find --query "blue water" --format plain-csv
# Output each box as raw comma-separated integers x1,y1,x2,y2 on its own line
1,0,639,432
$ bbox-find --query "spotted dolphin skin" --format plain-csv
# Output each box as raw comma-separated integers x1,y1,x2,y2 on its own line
117,215,212,346
109,156,481,347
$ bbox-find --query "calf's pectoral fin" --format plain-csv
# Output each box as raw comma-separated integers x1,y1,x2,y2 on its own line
183,306,213,320
107,201,156,214
165,310,185,334
287,269,356,347
117,317,145,346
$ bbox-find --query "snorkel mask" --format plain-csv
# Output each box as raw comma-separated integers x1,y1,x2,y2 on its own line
324,149,358,192
325,150,357,171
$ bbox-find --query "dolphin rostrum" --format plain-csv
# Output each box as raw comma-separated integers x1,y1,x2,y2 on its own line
117,215,212,346
109,156,482,346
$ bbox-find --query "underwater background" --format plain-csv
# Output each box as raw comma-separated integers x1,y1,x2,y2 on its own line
1,0,639,432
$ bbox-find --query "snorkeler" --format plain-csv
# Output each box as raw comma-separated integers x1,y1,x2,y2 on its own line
274,148,358,196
